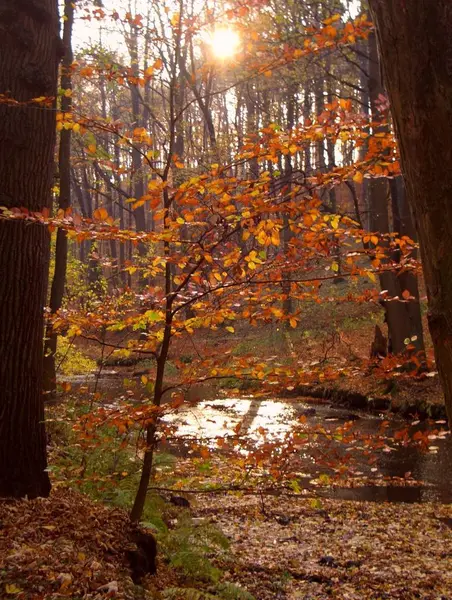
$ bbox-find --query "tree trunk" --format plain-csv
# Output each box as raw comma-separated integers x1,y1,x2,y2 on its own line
367,30,413,354
369,0,452,421
0,0,60,497
43,0,74,396
389,176,425,354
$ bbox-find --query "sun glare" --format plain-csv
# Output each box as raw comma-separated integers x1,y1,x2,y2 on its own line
208,27,240,59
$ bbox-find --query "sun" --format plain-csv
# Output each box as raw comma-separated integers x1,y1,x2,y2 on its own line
207,27,240,59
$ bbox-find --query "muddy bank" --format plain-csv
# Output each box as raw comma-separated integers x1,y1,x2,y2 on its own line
284,383,448,421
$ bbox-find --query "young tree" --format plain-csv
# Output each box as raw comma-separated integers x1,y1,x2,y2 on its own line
0,1,60,497
369,1,452,423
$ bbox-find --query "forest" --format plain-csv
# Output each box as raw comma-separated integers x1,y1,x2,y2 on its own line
0,0,451,598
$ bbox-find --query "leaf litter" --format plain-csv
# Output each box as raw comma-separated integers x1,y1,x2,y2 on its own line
195,494,452,599
0,487,451,599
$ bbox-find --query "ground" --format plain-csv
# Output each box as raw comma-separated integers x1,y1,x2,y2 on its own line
1,488,451,599
196,494,452,600
27,280,450,599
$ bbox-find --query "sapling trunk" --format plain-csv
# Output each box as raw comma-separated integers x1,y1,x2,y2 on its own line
130,276,173,522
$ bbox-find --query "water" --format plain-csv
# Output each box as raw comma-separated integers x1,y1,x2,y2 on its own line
162,396,452,504
68,375,452,504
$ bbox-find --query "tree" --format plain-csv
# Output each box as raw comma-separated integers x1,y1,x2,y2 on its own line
44,0,75,396
369,1,452,423
0,1,60,497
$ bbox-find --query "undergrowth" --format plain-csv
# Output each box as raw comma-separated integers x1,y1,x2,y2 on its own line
47,401,253,599
54,336,97,376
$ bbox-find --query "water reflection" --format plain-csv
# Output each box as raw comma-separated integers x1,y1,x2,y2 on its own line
162,397,452,504
66,373,451,503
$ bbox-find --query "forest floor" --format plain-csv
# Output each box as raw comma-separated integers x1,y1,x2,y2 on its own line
1,488,451,600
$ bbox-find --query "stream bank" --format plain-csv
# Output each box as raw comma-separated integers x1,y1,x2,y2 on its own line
284,382,448,420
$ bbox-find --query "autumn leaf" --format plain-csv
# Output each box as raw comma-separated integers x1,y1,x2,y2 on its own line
5,584,22,594
93,207,108,221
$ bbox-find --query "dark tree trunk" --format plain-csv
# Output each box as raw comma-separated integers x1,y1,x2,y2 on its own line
369,0,452,421
282,83,296,319
43,0,74,396
127,24,147,267
367,30,413,354
0,0,60,497
389,176,425,354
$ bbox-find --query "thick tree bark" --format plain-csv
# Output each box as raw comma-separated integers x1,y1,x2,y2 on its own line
369,0,452,421
0,0,60,497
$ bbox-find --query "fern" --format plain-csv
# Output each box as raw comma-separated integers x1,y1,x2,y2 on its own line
162,589,218,600
215,582,255,600
162,513,229,583
162,583,255,600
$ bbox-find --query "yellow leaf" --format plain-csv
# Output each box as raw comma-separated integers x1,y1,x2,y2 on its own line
370,235,379,245
5,584,22,594
87,143,96,154
226,326,235,333
331,215,340,230
132,199,146,209
141,375,148,385
331,262,339,272
353,171,363,184
289,318,298,329
148,180,162,191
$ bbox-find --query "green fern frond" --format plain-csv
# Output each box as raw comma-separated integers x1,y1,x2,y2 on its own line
216,582,256,600
162,588,218,600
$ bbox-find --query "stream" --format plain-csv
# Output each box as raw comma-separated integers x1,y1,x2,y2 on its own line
69,374,452,504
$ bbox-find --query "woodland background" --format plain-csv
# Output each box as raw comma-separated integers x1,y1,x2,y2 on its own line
0,1,451,599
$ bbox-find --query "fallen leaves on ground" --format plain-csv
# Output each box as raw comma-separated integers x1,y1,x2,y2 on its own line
0,488,174,599
1,487,451,600
196,494,452,600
